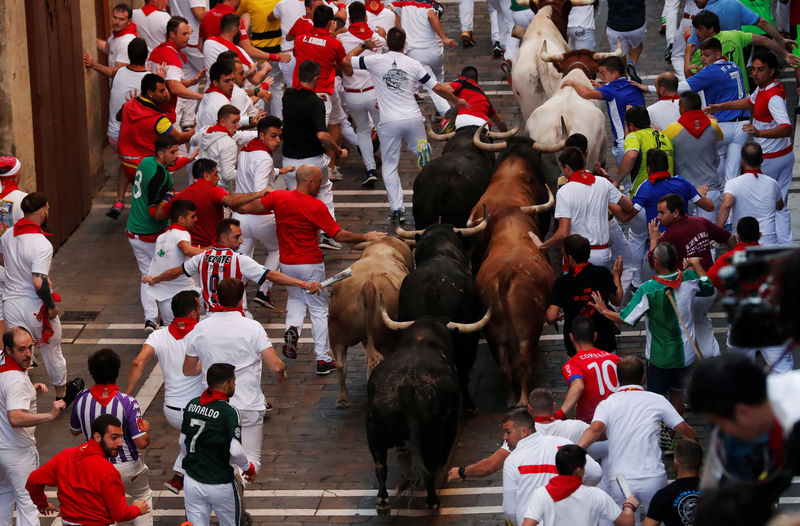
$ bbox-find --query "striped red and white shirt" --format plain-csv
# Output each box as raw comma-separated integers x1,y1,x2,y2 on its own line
748,80,792,157
182,246,270,310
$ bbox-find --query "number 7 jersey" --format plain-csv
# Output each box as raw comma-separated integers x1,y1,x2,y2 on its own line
181,396,243,485
182,246,271,310
562,349,621,423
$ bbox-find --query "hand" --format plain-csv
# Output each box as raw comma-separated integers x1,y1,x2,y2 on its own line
624,495,639,510
83,53,95,68
133,499,150,514
141,418,151,433
142,276,156,285
588,290,608,314
455,97,470,108
697,184,708,197
304,281,323,294
243,462,258,482
376,27,387,38
683,25,692,39
527,231,543,247
50,399,66,417
781,37,798,53
38,503,59,516
703,103,721,114
363,38,381,51
784,53,800,67
47,307,60,320
336,149,349,162
443,37,456,47
279,52,292,63
364,231,387,242
742,123,758,137
188,148,200,162
157,61,169,79
251,111,268,125
275,366,288,383
612,255,623,280
258,61,272,74
589,79,601,89
34,383,48,395
685,256,703,270
447,467,462,482
125,89,139,102
648,218,661,240
593,161,609,179
190,69,207,87
279,166,296,174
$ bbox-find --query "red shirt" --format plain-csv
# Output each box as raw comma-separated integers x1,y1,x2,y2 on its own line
706,241,760,292
292,28,346,94
448,77,497,123
651,215,732,271
147,41,187,121
199,4,250,41
561,348,621,423
288,17,313,41
169,179,228,246
118,97,173,167
26,440,141,526
260,189,341,264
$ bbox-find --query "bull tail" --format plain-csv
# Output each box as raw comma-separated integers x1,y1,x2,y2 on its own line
399,385,429,492
497,267,519,351
362,281,382,376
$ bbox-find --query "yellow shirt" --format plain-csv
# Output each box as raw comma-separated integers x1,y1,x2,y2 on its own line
238,0,282,52
623,128,674,195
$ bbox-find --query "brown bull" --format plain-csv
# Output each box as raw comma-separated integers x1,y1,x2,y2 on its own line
328,237,414,408
476,207,554,407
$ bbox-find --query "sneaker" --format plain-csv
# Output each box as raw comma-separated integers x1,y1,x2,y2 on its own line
163,474,184,495
254,291,275,309
265,401,274,413
659,422,676,451
659,15,666,35
106,201,123,220
414,93,424,102
626,61,642,84
316,360,337,375
144,320,157,334
492,41,504,57
362,169,378,186
62,377,85,407
390,209,406,224
500,60,512,77
328,165,343,182
460,30,476,47
664,42,673,62
320,234,343,250
282,326,299,359
438,107,458,134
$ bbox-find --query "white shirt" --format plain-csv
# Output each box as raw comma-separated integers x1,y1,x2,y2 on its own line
232,84,258,120
237,148,279,194
203,39,254,76
185,311,272,411
169,0,209,46
367,7,396,33
355,50,437,123
145,327,205,408
568,5,595,29
554,177,622,246
592,386,685,481
132,8,172,52
524,484,621,525
0,226,53,303
723,172,782,244
146,57,183,83
503,433,602,526
108,31,137,67
0,189,27,237
647,98,681,132
339,31,386,91
183,247,270,310
147,227,198,301
108,67,149,139
535,419,589,444
392,0,441,52
272,0,307,50
749,81,792,155
0,362,37,449
196,90,233,129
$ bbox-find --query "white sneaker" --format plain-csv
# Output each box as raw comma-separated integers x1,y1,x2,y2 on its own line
328,166,343,182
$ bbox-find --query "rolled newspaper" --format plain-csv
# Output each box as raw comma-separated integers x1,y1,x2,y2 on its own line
616,474,632,498
305,268,353,293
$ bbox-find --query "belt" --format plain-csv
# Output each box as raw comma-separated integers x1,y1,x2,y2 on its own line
344,86,374,93
763,145,793,159
126,230,163,243
683,13,695,19
165,405,183,412
728,116,750,122
590,243,610,250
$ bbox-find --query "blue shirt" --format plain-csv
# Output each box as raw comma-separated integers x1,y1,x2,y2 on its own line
633,176,700,228
597,78,646,142
688,0,759,45
683,60,749,122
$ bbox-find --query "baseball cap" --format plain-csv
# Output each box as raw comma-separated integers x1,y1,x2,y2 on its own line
0,157,21,177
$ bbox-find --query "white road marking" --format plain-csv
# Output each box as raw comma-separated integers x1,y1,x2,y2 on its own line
136,364,163,414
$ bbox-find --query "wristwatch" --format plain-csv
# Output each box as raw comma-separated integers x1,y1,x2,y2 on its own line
253,85,261,97
458,466,466,480
361,41,368,50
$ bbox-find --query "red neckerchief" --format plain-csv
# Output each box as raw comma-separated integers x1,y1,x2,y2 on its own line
769,417,785,467
113,23,138,38
571,262,590,276
33,292,61,344
89,383,120,407
13,218,51,237
743,169,760,178
141,3,158,15
168,316,198,340
163,40,188,63
653,271,683,290
348,21,374,39
568,169,595,185
617,385,644,392
648,170,672,184
366,0,383,14
545,475,583,502
0,353,25,373
200,387,230,405
735,241,759,251
678,109,711,140
168,224,189,232
210,305,245,316
205,84,231,100
207,36,251,66
533,415,555,424
242,137,272,156
207,122,234,137
659,94,680,101
0,181,19,200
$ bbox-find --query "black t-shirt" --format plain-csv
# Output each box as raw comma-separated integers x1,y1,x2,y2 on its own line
281,87,327,159
607,0,646,32
647,477,700,526
548,263,618,356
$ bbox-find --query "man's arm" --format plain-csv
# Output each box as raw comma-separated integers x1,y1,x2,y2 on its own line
241,40,274,62
694,184,715,212
84,53,118,77
191,5,207,20
427,9,455,47
752,33,800,65
8,400,65,427
221,190,268,210
143,265,185,285
125,344,156,394
32,272,57,319
674,421,697,441
132,419,151,450
333,229,387,244
177,240,206,257
183,355,202,376
536,217,570,251
25,460,59,513
610,256,624,305
166,79,204,101
610,202,639,223
614,150,638,187
716,192,734,227
704,98,751,113
490,112,508,132
264,269,323,293
577,420,607,449
756,17,796,51
447,448,510,482
561,79,605,100
559,378,585,416
431,83,469,108
317,130,344,155
104,470,147,522
261,346,287,382
170,125,195,144
544,304,562,325
233,198,269,215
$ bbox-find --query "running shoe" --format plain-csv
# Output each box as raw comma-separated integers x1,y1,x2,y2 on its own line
320,234,343,250
626,61,642,84
62,377,85,407
492,41,504,57
106,201,123,220
282,326,299,359
328,165,344,181
660,16,666,35
163,474,184,495
461,30,476,47
664,43,673,62
254,291,275,309
362,169,378,186
144,320,157,334
390,209,406,223
316,360,337,375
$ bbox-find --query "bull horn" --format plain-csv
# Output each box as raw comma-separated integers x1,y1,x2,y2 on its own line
351,241,371,251
520,185,555,215
453,204,488,236
531,116,568,153
446,308,492,333
379,295,414,331
592,38,623,61
395,224,424,239
486,126,520,139
571,0,594,5
425,120,455,141
539,40,565,64
473,122,507,152
511,24,526,39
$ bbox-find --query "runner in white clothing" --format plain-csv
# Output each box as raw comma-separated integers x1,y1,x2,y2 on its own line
646,73,681,131
88,4,139,77
346,27,467,222
132,0,172,52
365,0,395,34
269,0,307,86
125,290,205,495
0,158,28,333
168,0,209,128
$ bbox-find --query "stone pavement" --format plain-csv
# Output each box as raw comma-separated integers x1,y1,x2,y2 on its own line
26,0,800,523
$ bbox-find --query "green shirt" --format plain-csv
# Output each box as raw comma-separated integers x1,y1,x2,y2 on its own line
622,128,674,195
739,0,770,34
125,156,172,235
510,0,528,12
690,30,753,92
620,270,715,368
181,397,242,484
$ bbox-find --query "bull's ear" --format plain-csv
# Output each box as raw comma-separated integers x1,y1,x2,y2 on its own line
415,233,421,241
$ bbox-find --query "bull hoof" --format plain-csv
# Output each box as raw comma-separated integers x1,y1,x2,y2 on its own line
376,498,391,515
336,398,350,409
464,405,479,417
426,499,440,511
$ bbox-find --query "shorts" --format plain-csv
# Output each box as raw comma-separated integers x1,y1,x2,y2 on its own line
121,163,137,183
319,90,347,126
646,362,691,395
606,24,646,55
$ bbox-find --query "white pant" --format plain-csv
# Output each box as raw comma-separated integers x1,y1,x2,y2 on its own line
177,46,205,129
661,0,680,46
761,151,794,245
3,297,66,386
279,55,296,88
609,219,634,291
458,0,474,31
455,114,489,129
568,26,596,50
606,25,645,56
282,154,335,220
486,0,512,59
320,90,347,126
378,117,430,211
727,340,794,374
506,9,535,60
588,247,612,269
626,212,649,289
607,474,666,526
267,59,283,117
694,293,720,359
716,121,748,183
405,48,450,115
0,447,38,526
233,213,280,294
670,17,692,81
238,409,265,473
156,298,175,326
689,188,721,223
128,237,159,322
343,90,381,171
115,459,153,526
164,404,186,474
184,474,243,526
281,262,331,362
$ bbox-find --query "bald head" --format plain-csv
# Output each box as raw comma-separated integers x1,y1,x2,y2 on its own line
655,72,678,96
295,164,323,197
